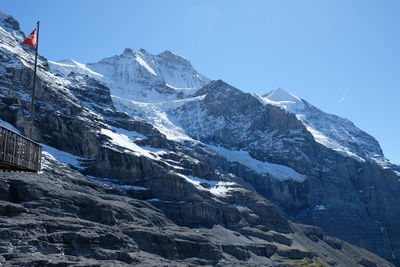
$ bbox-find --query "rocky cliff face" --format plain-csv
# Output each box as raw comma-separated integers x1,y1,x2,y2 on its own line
0,11,399,266
168,80,400,264
1,151,393,266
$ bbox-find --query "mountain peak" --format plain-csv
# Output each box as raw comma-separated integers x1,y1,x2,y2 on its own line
58,58,79,65
157,50,191,67
261,88,304,114
83,48,210,99
121,48,151,57
0,12,20,31
138,48,152,55
123,48,135,55
264,88,301,103
203,79,233,91
159,50,184,58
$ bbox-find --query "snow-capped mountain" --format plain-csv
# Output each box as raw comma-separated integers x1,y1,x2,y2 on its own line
49,50,396,169
46,38,400,179
1,11,400,265
50,48,210,103
262,88,389,165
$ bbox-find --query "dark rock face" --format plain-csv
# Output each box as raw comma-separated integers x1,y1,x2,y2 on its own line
67,73,115,109
189,81,313,162
0,157,390,266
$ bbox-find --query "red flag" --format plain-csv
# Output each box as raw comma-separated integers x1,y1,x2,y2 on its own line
22,29,37,47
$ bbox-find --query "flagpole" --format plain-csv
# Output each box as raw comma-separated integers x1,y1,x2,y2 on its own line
28,21,40,139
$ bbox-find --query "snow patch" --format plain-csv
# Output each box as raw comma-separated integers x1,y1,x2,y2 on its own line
306,126,366,162
111,95,201,142
42,145,85,170
49,59,105,79
112,126,147,141
135,54,157,76
100,128,169,159
207,145,306,182
146,198,187,204
209,182,237,197
262,88,304,113
314,205,326,211
176,173,237,197
86,175,149,190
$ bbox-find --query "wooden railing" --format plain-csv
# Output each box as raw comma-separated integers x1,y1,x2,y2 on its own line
0,126,42,172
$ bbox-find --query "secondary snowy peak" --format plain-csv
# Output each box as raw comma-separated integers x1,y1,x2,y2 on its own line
264,88,301,102
262,88,304,113
261,88,385,164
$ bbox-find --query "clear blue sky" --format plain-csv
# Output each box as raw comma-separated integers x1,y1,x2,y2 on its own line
2,0,399,163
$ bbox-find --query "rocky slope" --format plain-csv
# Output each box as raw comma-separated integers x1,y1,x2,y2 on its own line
166,80,400,265
0,151,392,266
0,11,399,266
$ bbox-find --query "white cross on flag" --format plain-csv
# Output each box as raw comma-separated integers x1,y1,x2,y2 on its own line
22,29,37,47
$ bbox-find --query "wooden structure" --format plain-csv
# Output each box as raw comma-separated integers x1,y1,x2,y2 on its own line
0,126,42,172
